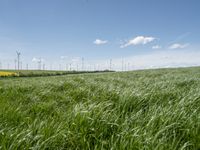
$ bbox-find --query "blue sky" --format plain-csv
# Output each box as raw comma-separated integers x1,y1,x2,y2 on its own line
0,0,200,70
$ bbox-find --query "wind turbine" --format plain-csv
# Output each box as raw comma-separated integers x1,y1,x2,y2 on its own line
38,58,42,70
81,57,84,71
121,59,124,71
16,51,21,71
110,59,112,71
14,59,17,70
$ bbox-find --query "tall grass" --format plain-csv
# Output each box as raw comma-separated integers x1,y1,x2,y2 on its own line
0,67,199,149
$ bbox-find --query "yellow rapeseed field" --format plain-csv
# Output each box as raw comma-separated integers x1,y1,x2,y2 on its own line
0,71,17,77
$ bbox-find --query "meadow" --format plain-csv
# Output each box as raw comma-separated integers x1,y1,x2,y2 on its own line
0,67,199,149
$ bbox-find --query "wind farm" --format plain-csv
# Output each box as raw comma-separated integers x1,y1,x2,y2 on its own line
0,0,200,149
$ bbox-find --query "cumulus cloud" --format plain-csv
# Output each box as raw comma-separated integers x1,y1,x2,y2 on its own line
60,56,68,60
169,43,189,49
32,57,44,62
121,36,156,48
32,57,39,62
94,39,108,45
152,45,162,49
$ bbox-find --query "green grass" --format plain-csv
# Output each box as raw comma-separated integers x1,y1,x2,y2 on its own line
0,67,199,149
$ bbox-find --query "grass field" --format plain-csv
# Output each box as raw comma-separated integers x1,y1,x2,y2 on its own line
0,67,199,149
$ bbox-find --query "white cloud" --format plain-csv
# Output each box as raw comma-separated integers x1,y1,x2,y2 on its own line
169,43,189,49
121,36,156,48
108,49,200,71
32,57,44,62
71,57,80,63
22,48,200,71
60,56,68,60
152,45,161,49
94,39,108,45
32,57,39,62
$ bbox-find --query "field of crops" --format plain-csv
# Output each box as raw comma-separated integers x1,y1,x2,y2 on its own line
0,70,112,77
0,67,199,149
0,71,17,77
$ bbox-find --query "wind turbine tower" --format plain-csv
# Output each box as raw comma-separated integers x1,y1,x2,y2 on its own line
38,58,42,70
82,57,84,71
14,59,17,70
16,51,21,71
110,59,112,71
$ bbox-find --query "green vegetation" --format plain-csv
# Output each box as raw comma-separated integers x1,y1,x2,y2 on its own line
0,67,199,149
0,70,113,77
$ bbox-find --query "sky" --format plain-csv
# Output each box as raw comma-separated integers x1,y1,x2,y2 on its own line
0,0,200,70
